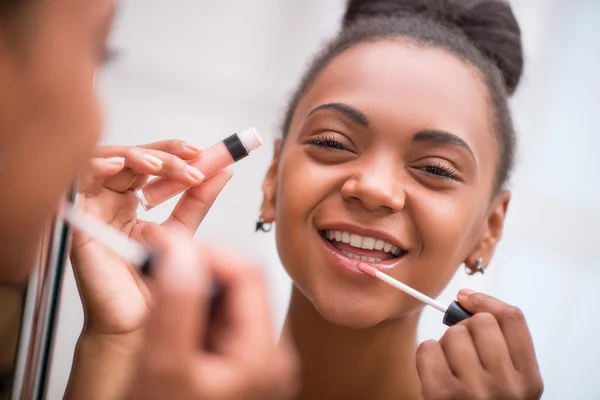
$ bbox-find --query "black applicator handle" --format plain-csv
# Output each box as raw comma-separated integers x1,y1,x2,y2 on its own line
443,301,474,326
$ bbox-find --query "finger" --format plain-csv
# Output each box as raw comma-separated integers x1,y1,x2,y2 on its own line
93,145,204,191
463,312,513,374
98,147,164,192
439,324,482,379
163,169,233,232
187,249,274,399
92,146,164,172
141,224,211,361
103,150,205,192
416,340,456,397
126,147,199,191
457,290,538,374
138,139,202,160
199,247,273,359
78,157,126,193
126,148,206,190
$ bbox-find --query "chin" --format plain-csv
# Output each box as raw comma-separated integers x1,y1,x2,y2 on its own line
308,287,390,329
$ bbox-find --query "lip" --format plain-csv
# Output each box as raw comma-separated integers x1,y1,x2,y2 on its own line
320,234,406,275
317,222,410,252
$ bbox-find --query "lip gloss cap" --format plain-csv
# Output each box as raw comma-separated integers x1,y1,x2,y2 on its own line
443,300,473,326
238,127,262,153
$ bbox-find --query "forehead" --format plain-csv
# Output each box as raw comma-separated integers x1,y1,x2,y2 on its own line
296,39,495,158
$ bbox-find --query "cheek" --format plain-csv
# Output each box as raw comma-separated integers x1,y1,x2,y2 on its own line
274,150,317,280
406,186,483,295
3,33,103,231
273,148,339,285
30,31,102,173
40,42,102,147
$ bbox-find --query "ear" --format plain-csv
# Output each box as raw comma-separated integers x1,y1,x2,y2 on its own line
465,189,511,272
260,139,282,223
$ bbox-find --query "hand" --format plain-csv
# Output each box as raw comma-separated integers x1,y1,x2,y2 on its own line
416,291,543,400
71,140,233,336
125,227,299,400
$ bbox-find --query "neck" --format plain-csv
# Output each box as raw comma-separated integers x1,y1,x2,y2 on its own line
285,288,422,400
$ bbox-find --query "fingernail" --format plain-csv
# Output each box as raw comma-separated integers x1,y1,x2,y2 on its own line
184,143,203,153
143,153,163,168
107,157,125,167
186,165,205,182
458,289,476,300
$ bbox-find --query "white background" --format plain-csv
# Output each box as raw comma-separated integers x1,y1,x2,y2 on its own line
48,1,600,399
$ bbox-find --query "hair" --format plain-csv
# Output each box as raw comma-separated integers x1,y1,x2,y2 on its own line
0,0,37,37
281,0,523,191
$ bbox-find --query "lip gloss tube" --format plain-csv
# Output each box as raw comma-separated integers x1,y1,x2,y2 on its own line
135,127,262,211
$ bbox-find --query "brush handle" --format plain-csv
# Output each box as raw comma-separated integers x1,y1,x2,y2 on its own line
443,301,473,326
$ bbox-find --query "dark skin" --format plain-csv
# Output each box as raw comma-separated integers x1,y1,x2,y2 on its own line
262,40,543,399
0,1,299,399
0,0,116,284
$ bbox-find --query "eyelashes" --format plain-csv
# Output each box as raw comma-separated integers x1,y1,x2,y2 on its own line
417,163,460,181
306,133,461,182
306,133,348,151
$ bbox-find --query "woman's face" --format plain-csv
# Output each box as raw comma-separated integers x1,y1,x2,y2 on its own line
0,0,116,283
263,40,510,328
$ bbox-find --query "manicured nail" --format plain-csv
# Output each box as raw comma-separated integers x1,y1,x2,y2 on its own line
184,143,203,153
107,157,125,167
458,289,476,299
143,153,163,168
186,165,205,182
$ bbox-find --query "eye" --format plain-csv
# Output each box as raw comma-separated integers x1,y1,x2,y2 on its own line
306,133,352,152
418,163,461,181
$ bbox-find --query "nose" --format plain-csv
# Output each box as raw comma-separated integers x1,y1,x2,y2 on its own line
340,162,406,212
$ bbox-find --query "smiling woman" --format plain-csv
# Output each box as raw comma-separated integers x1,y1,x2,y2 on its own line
258,0,543,398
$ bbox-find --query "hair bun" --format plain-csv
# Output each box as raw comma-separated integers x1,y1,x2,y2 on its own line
343,0,523,95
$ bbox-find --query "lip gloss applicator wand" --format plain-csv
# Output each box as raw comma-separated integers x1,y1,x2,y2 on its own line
358,263,473,326
61,202,223,327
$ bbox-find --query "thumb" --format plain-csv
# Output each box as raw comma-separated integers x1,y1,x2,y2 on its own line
142,225,211,362
456,289,506,316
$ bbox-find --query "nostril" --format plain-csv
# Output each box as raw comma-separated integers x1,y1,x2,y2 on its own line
340,176,406,212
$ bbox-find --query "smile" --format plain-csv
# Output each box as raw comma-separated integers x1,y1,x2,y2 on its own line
319,229,408,270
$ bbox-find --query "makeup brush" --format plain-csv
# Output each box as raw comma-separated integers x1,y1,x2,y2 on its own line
358,263,472,326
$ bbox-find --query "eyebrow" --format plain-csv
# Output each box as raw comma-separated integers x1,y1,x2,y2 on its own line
412,130,476,162
306,103,370,127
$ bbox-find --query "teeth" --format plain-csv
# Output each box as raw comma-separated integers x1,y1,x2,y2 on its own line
325,230,403,257
349,234,362,247
342,232,350,243
341,251,382,262
362,237,375,250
